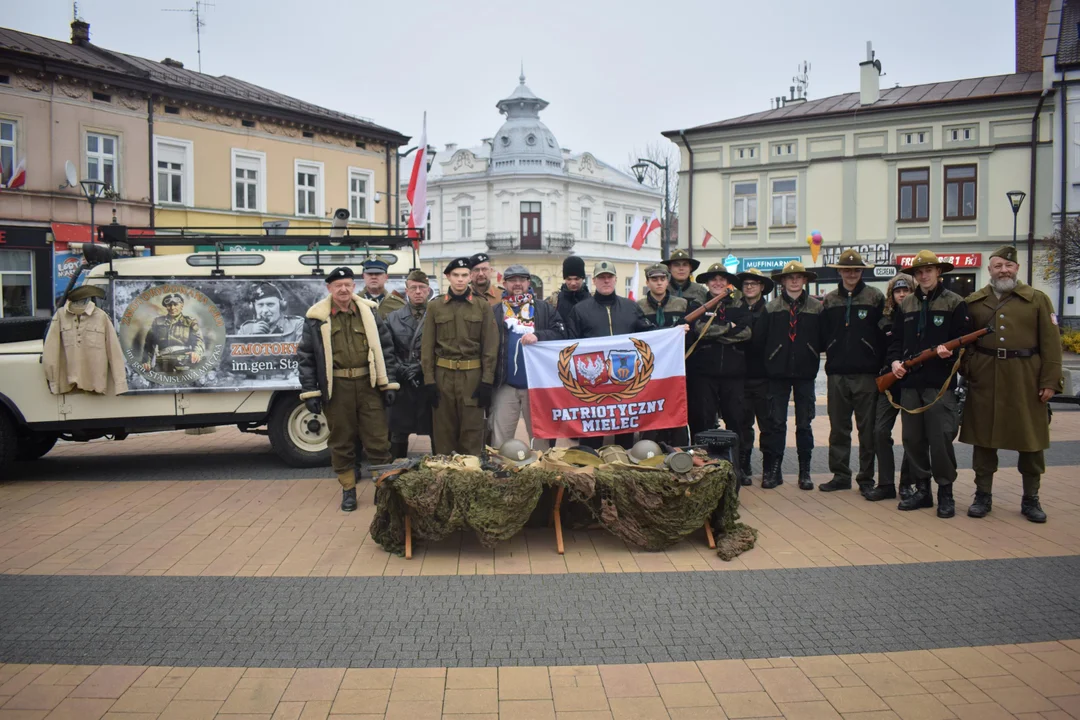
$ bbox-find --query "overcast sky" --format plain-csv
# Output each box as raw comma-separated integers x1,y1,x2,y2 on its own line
11,0,1016,171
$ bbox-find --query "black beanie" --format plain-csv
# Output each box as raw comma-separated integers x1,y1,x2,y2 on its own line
563,256,586,278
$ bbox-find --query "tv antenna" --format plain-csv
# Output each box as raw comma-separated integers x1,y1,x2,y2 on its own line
162,1,214,72
793,60,811,100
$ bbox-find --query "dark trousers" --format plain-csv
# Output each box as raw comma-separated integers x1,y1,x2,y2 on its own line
687,374,744,440
972,445,1044,496
739,378,769,456
899,387,959,486
432,366,486,456
874,391,911,487
326,377,392,488
826,374,878,484
763,378,815,456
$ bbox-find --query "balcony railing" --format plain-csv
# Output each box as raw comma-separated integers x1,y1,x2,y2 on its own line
485,231,575,252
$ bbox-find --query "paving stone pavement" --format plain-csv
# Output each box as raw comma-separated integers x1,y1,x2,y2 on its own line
2,556,1079,669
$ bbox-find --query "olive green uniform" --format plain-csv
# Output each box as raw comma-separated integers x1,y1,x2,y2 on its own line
326,308,391,487
421,290,499,455
143,314,204,372
366,291,406,319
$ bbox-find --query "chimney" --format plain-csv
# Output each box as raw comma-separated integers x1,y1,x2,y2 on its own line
1015,0,1051,73
161,58,184,68
860,41,881,106
445,142,457,152
70,19,90,46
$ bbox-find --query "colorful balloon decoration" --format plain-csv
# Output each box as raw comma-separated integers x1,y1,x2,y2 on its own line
807,230,823,263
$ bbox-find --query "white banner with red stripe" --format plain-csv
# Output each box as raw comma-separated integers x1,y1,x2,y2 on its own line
523,327,688,439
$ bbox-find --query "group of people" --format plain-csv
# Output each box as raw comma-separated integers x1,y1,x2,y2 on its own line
295,246,1063,524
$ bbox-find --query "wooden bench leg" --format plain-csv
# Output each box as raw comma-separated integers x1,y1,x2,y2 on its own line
704,521,716,550
405,512,413,560
553,486,565,555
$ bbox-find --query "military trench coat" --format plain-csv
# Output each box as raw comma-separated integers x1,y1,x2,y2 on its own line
959,283,1064,452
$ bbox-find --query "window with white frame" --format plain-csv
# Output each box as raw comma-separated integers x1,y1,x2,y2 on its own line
86,131,118,189
625,276,634,298
773,143,794,156
580,207,590,239
348,168,372,221
949,127,974,142
0,250,33,318
625,214,633,242
901,130,928,146
737,146,756,159
770,178,796,226
459,206,472,239
295,161,322,217
232,150,265,212
733,181,757,228
0,120,15,186
606,211,615,242
426,207,433,241
154,137,192,206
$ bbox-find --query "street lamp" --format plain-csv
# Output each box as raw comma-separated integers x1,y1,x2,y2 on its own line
1006,190,1026,248
630,158,670,259
79,179,107,244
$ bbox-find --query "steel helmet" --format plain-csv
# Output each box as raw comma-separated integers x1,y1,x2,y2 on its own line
497,439,538,467
628,440,663,464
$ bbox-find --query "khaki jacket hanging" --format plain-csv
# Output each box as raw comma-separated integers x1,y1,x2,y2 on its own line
43,300,129,395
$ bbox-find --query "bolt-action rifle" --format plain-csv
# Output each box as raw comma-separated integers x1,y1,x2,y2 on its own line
875,326,990,394
681,286,734,326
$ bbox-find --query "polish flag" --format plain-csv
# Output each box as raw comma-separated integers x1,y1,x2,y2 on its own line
630,211,660,250
523,327,688,439
626,215,646,250
3,157,25,190
627,262,641,301
702,228,714,248
406,113,428,249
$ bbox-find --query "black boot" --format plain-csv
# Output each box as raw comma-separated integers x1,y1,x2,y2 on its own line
864,484,896,502
818,477,852,492
341,487,358,512
857,479,875,497
797,452,813,491
967,491,992,518
389,440,410,460
898,483,915,502
936,484,955,518
1021,495,1047,523
739,449,753,486
761,454,783,489
898,480,933,511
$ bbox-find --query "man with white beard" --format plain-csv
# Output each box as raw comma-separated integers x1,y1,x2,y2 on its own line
959,245,1063,523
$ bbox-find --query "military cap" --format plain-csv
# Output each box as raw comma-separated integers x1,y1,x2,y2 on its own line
445,257,472,275
67,284,106,302
771,260,818,282
468,252,491,268
250,282,284,302
325,266,355,284
696,263,740,286
406,269,429,284
989,245,1019,263
907,250,953,274
162,293,185,305
644,263,669,279
592,260,618,278
362,259,389,274
827,248,874,269
736,267,775,295
661,249,701,272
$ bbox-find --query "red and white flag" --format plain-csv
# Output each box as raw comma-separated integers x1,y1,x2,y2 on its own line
626,215,645,250
702,228,714,248
627,262,641,300
406,114,428,249
523,327,688,439
3,157,25,190
629,211,660,250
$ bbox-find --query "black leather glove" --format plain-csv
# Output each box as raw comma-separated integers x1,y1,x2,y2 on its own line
472,381,494,409
424,384,440,408
304,397,322,415
382,389,397,407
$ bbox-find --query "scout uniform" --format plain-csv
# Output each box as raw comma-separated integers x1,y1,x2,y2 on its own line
736,268,775,483
885,250,972,517
142,294,205,373
636,264,690,327
361,259,406,318
960,245,1063,523
468,252,505,308
819,250,885,495
662,249,708,307
422,257,500,455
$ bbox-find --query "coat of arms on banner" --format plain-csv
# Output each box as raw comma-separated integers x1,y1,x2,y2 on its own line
558,338,654,402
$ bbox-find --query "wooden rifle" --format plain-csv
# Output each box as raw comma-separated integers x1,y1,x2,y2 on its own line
682,286,734,326
875,326,990,394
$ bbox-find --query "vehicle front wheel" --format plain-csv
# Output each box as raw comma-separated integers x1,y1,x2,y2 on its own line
16,432,59,462
267,395,331,468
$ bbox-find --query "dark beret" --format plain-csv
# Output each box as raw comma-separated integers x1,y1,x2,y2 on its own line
445,257,472,275
250,282,284,302
468,253,491,268
325,266,355,284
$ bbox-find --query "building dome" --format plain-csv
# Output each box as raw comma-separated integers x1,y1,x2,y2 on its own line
489,72,565,175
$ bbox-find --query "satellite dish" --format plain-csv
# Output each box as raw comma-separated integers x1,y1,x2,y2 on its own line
64,161,78,188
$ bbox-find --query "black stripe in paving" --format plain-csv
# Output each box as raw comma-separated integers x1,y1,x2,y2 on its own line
1,556,1078,668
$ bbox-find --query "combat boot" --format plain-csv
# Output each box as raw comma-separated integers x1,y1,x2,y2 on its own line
797,451,813,491
1021,495,1047,523
898,482,915,502
739,448,753,486
864,484,896,501
341,487,358,512
898,480,933,511
967,491,992,518
818,477,852,492
857,479,875,497
936,483,955,518
761,454,784,489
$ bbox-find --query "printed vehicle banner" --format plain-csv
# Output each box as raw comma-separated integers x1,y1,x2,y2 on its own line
110,277,326,393
522,327,688,439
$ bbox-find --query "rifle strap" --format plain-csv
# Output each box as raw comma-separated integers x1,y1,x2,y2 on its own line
885,348,966,415
685,314,717,359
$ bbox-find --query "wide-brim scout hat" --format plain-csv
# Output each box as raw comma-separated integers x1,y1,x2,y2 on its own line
661,249,700,272
66,284,107,302
827,248,874,269
907,250,953,274
696,263,740,286
736,268,775,295
771,260,817,282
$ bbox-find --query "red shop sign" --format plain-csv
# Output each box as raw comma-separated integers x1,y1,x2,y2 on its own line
895,253,982,268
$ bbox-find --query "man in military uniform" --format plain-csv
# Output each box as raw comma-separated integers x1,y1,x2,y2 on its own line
637,263,690,327
736,268,774,484
141,293,204,373
297,266,400,511
887,250,972,518
819,250,885,496
961,246,1063,523
422,257,500,455
385,269,434,459
237,282,305,341
662,249,708,307
469,252,504,308
361,259,406,318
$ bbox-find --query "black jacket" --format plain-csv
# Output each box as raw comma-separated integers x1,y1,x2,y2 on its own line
385,303,430,435
687,294,751,377
820,281,886,376
567,291,655,339
886,283,972,391
738,296,768,379
493,296,566,387
755,290,824,380
547,283,591,326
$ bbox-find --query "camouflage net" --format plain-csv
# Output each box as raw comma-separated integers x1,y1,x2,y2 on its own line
368,449,756,559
